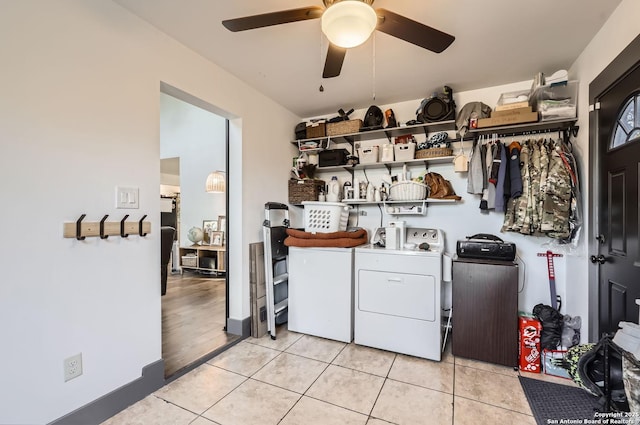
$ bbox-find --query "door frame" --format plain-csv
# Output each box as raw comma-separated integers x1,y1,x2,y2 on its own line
224,118,230,327
588,33,640,341
159,82,239,380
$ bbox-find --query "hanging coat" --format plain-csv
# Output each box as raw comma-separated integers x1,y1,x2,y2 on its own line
525,139,542,234
466,139,484,195
541,145,572,238
508,142,523,198
513,141,531,233
486,143,497,209
494,143,508,212
537,139,551,231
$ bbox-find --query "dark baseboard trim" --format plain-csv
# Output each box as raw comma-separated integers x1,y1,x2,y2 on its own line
164,336,245,384
227,316,251,337
49,360,164,425
49,320,251,423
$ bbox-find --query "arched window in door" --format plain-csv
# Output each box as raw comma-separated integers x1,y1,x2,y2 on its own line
611,92,640,149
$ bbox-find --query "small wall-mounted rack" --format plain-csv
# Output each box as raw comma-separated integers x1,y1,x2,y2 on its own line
64,214,151,240
537,250,563,311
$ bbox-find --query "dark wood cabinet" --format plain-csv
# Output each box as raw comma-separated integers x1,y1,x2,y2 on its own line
452,258,518,367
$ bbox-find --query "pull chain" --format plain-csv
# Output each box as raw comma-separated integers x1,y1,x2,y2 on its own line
319,26,324,92
372,32,376,101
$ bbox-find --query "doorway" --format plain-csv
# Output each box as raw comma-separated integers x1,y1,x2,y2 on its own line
159,88,238,378
589,34,640,338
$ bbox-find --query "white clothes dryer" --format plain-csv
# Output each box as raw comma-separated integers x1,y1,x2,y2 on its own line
354,228,444,361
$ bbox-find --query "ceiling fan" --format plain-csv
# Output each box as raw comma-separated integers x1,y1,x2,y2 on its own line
222,0,455,78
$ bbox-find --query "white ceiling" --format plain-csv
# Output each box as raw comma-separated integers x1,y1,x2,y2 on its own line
114,0,622,118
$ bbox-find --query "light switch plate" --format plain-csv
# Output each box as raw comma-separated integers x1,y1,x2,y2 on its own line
115,186,139,209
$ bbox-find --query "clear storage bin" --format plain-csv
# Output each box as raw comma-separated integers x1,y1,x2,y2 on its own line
531,80,578,121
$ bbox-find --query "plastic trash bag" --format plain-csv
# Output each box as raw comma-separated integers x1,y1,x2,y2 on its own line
533,303,563,351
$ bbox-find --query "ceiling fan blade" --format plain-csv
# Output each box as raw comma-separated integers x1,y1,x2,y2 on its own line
323,44,347,78
222,6,324,32
375,8,454,53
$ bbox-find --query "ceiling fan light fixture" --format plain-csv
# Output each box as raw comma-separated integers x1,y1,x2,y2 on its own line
321,1,377,49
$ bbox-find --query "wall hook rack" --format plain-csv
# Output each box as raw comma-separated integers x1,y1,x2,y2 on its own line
76,214,87,240
563,125,579,141
120,215,129,238
139,215,148,237
100,215,109,239
64,214,151,239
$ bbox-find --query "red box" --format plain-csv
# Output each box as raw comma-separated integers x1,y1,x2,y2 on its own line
519,316,542,373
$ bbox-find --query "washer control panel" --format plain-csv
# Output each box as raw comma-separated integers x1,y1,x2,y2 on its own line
405,228,444,252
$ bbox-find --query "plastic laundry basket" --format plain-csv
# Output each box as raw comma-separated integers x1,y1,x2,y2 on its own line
302,201,349,233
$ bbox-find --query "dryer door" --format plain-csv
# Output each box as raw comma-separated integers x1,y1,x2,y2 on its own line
358,270,436,321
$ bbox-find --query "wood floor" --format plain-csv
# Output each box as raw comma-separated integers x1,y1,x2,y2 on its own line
162,271,240,377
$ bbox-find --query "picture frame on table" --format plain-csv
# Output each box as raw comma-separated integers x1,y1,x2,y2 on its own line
210,231,224,247
202,220,217,244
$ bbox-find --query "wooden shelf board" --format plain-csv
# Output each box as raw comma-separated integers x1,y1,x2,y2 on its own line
63,221,151,238
468,118,577,136
291,120,455,146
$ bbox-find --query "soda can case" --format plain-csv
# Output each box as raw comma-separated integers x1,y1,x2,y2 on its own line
519,316,542,373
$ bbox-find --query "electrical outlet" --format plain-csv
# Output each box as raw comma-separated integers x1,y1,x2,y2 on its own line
64,353,83,382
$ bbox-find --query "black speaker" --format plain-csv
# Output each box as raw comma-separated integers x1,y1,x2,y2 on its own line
417,86,456,123
360,105,384,131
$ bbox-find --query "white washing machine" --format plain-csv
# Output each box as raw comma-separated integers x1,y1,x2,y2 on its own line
288,246,354,343
354,228,444,361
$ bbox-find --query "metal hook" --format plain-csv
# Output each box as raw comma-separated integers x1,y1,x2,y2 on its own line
76,214,86,240
120,214,129,238
99,214,109,239
138,215,147,237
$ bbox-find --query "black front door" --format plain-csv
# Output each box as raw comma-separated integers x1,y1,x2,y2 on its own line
594,64,640,335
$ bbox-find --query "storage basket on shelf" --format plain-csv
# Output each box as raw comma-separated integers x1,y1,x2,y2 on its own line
181,255,197,267
305,122,326,138
288,179,325,205
326,119,363,136
388,181,430,201
302,201,349,233
357,146,379,164
415,147,453,159
393,143,416,161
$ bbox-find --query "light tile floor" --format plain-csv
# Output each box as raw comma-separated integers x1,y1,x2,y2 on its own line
103,326,575,425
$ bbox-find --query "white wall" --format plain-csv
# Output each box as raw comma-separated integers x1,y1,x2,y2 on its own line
160,93,226,247
0,1,298,424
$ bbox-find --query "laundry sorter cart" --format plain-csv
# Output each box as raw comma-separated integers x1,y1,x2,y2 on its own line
262,202,289,339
